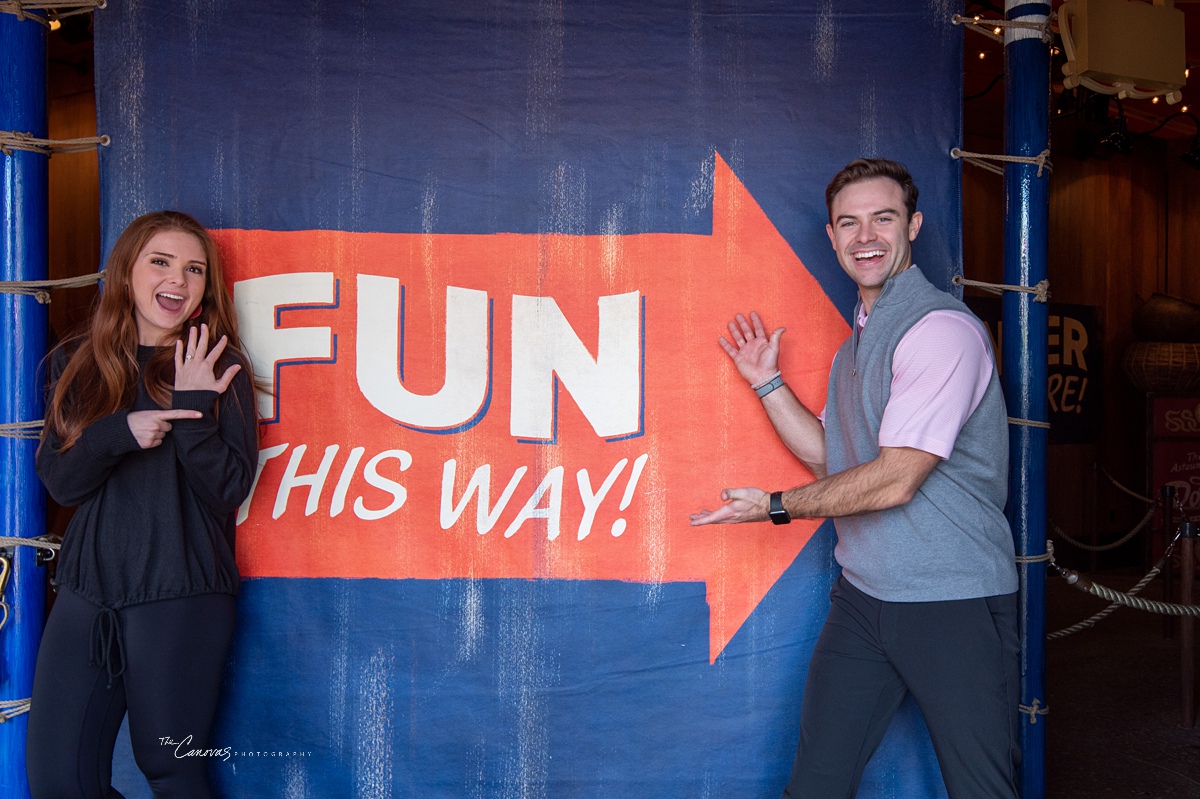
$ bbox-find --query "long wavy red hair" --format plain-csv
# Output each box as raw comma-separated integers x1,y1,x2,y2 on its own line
43,211,250,451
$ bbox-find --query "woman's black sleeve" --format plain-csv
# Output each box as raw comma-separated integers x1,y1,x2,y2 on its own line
170,368,259,516
35,352,141,507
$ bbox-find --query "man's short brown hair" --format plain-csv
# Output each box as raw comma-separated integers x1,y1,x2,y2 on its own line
825,158,919,223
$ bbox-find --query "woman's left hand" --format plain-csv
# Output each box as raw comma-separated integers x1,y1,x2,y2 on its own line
175,323,242,394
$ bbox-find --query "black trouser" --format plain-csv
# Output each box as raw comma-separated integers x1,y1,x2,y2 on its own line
783,576,1021,799
26,589,236,799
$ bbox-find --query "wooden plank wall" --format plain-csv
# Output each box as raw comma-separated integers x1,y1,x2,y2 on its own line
1167,142,1200,303
45,54,101,542
47,53,101,342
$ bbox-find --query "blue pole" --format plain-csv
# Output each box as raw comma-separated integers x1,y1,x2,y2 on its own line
1002,2,1050,797
0,10,48,799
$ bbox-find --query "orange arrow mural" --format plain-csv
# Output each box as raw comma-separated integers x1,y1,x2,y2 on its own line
215,153,849,661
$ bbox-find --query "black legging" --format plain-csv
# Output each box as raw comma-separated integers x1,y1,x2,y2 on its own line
26,589,236,799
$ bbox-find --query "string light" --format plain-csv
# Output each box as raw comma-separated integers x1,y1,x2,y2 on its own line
1184,105,1190,113
1152,97,1160,104
978,52,986,60
48,20,61,31
993,26,1002,35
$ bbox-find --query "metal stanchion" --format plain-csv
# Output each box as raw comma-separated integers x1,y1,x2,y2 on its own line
1182,520,1195,730
1163,485,1176,639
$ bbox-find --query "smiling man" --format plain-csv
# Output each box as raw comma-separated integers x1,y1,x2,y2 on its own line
691,159,1020,799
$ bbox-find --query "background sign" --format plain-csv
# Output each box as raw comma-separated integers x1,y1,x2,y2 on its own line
1152,397,1200,525
970,298,1102,445
94,2,965,796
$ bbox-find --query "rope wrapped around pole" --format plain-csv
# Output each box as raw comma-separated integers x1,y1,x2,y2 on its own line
951,13,1055,45
0,0,105,25
0,270,104,303
0,698,30,723
0,131,110,156
953,274,1050,303
0,420,42,440
951,147,1053,178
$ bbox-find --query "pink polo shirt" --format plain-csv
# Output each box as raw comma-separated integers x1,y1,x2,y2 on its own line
822,306,996,460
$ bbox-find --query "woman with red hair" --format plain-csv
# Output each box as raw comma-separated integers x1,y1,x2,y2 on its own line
27,211,258,798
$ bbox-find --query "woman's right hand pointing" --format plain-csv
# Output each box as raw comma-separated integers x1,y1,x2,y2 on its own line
127,409,203,449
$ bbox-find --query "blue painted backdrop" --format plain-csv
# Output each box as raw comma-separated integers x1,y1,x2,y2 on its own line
94,2,964,796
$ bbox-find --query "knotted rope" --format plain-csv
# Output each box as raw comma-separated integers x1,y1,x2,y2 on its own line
1018,698,1050,724
951,14,1054,45
0,421,43,441
0,698,30,723
951,147,1053,178
953,274,1051,303
1,132,110,157
0,0,105,25
0,270,104,304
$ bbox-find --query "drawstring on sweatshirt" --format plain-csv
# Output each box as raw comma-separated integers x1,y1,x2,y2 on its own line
89,606,126,689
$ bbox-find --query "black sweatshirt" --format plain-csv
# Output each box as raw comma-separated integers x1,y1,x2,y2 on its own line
37,345,258,609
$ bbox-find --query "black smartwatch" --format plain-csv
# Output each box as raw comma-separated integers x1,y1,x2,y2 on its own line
768,491,791,525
